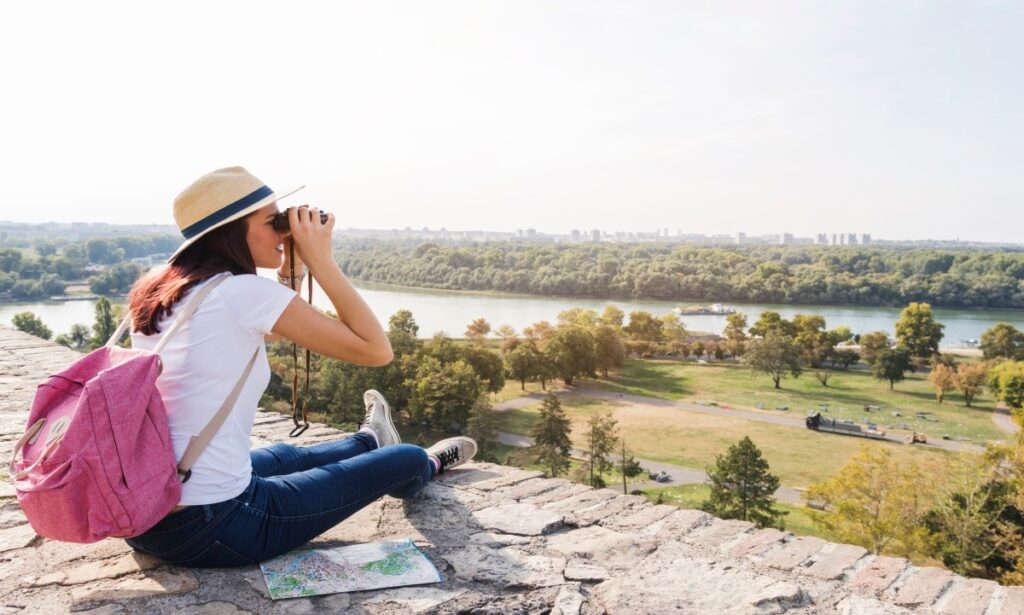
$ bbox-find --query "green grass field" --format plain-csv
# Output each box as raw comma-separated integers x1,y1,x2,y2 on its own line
585,358,1005,443
493,394,956,488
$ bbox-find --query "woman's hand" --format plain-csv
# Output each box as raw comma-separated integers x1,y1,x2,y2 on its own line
287,205,336,273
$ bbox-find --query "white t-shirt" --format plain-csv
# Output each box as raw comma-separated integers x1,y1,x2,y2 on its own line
131,273,296,505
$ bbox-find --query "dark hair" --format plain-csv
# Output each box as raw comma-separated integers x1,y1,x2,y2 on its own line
128,216,255,335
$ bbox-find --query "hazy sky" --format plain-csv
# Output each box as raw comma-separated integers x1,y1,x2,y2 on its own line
1,1,1021,241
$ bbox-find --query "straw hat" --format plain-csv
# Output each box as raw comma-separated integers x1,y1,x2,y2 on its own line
167,166,303,263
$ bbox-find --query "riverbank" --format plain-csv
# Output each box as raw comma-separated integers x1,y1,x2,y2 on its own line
5,276,1024,344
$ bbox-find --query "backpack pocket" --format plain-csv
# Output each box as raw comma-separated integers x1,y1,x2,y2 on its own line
15,455,121,543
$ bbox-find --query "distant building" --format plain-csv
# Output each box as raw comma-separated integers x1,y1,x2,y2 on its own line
847,233,858,245
779,233,793,245
815,233,828,245
590,229,601,242
736,232,746,245
860,233,872,245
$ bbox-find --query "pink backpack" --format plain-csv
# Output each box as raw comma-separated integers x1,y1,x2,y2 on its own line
8,274,258,543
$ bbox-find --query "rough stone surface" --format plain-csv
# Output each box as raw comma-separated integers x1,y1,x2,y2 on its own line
1000,586,1024,615
472,502,564,535
852,555,910,593
564,559,610,582
764,536,828,571
729,527,790,557
891,567,955,608
935,578,999,615
1,326,1021,615
802,543,869,580
0,522,38,553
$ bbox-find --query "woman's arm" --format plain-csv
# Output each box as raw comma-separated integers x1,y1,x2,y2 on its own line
270,207,393,366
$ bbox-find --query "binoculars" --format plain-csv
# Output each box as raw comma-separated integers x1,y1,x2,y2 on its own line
271,208,329,232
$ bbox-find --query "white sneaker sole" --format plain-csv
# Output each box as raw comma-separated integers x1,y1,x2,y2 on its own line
363,390,401,447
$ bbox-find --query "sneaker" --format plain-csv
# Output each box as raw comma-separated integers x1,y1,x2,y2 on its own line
427,437,478,474
362,390,401,447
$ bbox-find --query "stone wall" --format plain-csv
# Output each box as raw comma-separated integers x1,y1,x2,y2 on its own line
1,326,1021,614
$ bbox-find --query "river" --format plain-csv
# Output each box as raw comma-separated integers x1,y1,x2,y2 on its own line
3,276,1024,346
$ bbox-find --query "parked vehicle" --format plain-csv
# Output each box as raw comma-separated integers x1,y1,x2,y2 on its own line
805,412,887,440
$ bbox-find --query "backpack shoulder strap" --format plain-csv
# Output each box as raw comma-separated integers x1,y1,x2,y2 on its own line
175,345,260,482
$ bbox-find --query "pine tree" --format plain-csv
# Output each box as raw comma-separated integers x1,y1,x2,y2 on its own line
579,413,618,488
701,436,784,529
90,296,117,348
530,393,572,477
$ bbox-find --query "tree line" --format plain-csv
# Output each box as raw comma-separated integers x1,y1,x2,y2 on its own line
0,234,174,300
336,240,1024,309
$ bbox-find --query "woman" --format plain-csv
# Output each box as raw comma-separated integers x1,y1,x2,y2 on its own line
124,166,476,568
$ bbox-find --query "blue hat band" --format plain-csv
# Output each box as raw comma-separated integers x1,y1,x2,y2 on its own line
180,185,274,239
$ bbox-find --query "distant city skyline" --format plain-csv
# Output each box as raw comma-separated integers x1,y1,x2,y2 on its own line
0,2,1021,241
3,219,1018,249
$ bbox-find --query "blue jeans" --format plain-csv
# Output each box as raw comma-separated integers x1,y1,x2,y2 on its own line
126,433,433,568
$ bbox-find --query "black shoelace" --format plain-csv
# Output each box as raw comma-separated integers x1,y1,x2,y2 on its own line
437,446,460,472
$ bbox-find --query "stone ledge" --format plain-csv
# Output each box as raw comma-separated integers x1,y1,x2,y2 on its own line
1,325,1021,614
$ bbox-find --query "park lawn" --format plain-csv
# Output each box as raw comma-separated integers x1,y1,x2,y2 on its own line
587,359,1005,443
639,484,828,541
493,395,956,489
491,380,558,403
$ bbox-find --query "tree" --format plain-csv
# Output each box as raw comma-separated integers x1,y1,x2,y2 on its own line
623,310,664,344
806,446,936,558
545,326,596,385
989,361,1024,410
745,331,802,389
701,436,784,529
831,349,861,369
659,313,687,352
749,311,796,338
531,393,572,477
91,296,118,348
929,363,958,403
524,320,555,343
467,394,499,462
924,450,1023,579
460,344,506,393
557,307,598,329
406,357,482,431
495,324,517,342
579,413,618,488
11,311,52,340
723,313,748,357
593,325,625,378
54,323,91,350
815,371,832,387
793,314,831,367
619,439,644,495
465,318,491,344
600,305,624,328
0,248,23,272
895,302,945,358
89,262,142,295
859,331,891,364
389,309,420,337
980,323,1024,361
957,363,988,407
505,341,542,390
872,348,913,391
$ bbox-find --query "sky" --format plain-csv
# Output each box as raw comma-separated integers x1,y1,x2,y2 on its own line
0,1,1021,241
